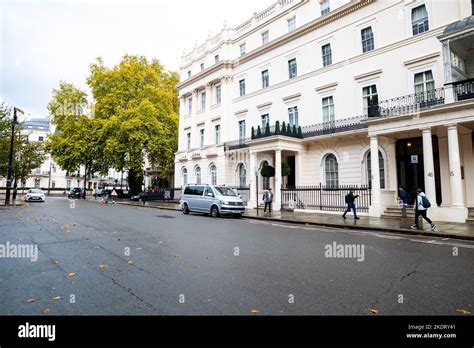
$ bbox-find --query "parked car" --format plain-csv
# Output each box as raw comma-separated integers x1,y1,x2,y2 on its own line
24,189,45,202
67,188,82,199
180,185,245,218
130,192,146,201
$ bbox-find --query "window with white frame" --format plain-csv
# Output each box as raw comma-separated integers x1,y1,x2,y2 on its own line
214,125,221,144
361,27,374,53
324,154,338,187
186,132,191,150
199,129,205,148
200,63,205,71
451,50,466,74
238,163,246,187
321,0,330,15
288,106,299,127
187,70,191,78
262,69,269,88
51,181,56,189
322,96,335,124
38,136,44,142
288,58,297,79
366,150,385,189
261,114,270,129
261,31,269,45
209,164,217,185
287,16,296,32
182,168,188,187
239,79,246,97
362,85,378,116
215,54,220,63
200,91,206,110
195,166,201,185
240,43,246,56
187,97,192,114
411,4,429,35
414,70,435,103
239,120,246,141
34,179,41,188
322,44,332,67
67,180,71,190
215,85,222,104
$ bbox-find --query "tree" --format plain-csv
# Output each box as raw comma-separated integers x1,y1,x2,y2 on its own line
46,83,108,192
87,55,179,194
260,163,275,178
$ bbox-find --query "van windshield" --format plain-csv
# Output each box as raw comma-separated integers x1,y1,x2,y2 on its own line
214,187,238,197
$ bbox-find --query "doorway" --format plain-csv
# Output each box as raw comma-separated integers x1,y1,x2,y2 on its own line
287,156,296,188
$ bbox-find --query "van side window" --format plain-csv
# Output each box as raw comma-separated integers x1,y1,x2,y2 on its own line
194,186,205,196
204,187,214,197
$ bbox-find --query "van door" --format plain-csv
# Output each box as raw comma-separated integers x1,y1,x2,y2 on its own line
202,186,215,212
191,186,205,211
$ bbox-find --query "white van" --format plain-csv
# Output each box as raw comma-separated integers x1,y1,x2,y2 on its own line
180,185,245,218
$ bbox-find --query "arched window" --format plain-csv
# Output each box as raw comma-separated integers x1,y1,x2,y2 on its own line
209,164,217,185
195,166,201,185
238,163,246,187
324,154,339,187
181,168,188,187
261,160,270,190
366,150,385,189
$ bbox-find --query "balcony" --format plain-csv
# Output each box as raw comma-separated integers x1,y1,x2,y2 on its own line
191,152,202,159
367,88,446,118
224,139,249,152
452,78,474,101
251,121,303,140
177,153,188,162
205,145,219,157
302,116,367,138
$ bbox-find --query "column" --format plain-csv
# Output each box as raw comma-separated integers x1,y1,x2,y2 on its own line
447,124,465,207
248,152,257,209
295,151,301,186
438,135,451,206
421,128,437,207
369,135,381,217
191,90,199,149
462,132,474,206
274,149,282,211
205,83,213,145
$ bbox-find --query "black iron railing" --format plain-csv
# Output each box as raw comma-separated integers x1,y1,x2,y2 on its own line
453,78,474,101
301,115,367,138
368,88,445,117
281,184,371,213
251,122,303,140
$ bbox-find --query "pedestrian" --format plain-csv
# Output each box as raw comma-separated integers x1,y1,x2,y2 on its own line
111,188,118,204
411,188,437,231
142,191,148,205
263,187,273,214
342,190,360,219
398,187,408,218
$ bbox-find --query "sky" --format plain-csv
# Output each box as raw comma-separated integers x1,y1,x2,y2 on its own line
0,0,275,119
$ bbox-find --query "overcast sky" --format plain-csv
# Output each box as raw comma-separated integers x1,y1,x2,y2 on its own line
0,0,274,118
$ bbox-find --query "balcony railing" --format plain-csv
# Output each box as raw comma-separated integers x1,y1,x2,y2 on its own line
224,139,250,151
251,122,303,140
453,78,474,101
368,88,445,118
301,115,367,138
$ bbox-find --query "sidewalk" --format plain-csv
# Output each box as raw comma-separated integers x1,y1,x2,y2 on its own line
115,200,474,241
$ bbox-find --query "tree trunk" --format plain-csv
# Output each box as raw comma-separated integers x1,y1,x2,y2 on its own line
128,168,143,195
83,162,88,199
12,177,18,201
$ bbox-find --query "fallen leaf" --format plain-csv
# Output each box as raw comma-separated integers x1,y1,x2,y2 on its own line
41,308,50,315
52,260,60,265
368,309,379,314
175,255,181,259
52,296,61,300
67,272,76,277
26,298,36,304
158,241,163,244
251,308,259,314
136,247,142,250
456,309,471,315
99,264,109,270
127,260,133,265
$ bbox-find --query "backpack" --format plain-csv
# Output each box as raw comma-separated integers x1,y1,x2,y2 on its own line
345,194,350,204
421,195,431,208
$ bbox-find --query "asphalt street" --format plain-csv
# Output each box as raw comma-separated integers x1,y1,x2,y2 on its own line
0,197,473,315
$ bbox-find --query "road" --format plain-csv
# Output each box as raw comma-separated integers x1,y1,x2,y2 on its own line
0,197,472,315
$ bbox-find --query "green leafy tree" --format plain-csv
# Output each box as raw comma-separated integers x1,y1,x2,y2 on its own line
87,55,179,194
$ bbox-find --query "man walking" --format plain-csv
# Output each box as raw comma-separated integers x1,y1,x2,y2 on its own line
398,187,408,218
342,190,360,219
263,188,273,215
411,188,437,230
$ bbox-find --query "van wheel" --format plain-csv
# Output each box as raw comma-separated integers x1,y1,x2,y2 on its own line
182,203,190,215
211,205,219,218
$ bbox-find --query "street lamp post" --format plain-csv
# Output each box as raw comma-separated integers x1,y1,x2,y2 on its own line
5,107,23,205
255,169,259,216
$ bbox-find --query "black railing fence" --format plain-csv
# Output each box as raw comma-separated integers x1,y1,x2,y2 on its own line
302,116,367,137
281,184,371,213
453,78,474,101
368,88,445,117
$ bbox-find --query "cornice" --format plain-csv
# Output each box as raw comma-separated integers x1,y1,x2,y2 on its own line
177,61,233,89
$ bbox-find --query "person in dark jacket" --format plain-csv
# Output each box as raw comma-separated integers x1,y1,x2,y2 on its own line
342,190,360,219
398,187,408,218
263,188,273,214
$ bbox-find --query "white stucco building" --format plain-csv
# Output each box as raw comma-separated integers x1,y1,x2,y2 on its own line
174,0,474,223
0,118,127,192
